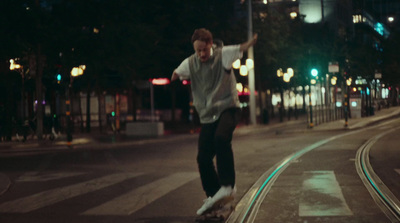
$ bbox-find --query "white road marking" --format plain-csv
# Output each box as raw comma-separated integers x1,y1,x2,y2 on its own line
17,172,87,182
299,171,353,217
82,172,198,216
0,172,142,213
395,169,400,176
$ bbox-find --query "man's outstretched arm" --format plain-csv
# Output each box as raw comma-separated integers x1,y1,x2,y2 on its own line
239,34,258,52
171,70,180,81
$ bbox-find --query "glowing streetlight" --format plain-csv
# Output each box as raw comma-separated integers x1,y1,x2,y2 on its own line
287,68,294,78
240,65,248,76
71,65,86,77
66,65,86,146
331,76,337,85
236,83,244,93
277,68,283,77
290,12,297,19
10,59,25,122
346,78,352,86
232,59,241,69
9,59,22,70
233,59,254,76
277,68,293,82
283,73,291,82
246,58,254,70
310,79,317,85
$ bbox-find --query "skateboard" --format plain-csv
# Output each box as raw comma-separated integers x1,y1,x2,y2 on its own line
195,196,235,222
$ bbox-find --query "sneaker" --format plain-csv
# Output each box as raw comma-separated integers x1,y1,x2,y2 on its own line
196,197,213,215
210,185,236,205
196,185,237,216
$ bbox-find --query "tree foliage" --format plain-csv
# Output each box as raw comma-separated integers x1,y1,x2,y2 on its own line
1,0,399,104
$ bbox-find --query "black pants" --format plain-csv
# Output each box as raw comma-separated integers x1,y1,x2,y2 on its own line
197,108,241,197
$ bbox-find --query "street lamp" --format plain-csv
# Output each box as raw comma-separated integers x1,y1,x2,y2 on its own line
246,58,254,70
9,59,21,70
232,59,241,69
331,76,337,86
277,68,283,77
9,59,25,122
308,67,319,128
290,12,298,19
245,0,257,125
66,65,86,146
277,68,295,121
346,77,352,86
344,77,352,128
240,65,249,76
277,68,294,83
71,65,86,77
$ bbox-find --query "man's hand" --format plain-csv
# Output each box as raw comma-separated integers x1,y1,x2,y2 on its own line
171,70,179,81
240,34,258,52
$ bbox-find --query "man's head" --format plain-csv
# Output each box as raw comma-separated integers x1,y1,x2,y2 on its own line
191,28,213,62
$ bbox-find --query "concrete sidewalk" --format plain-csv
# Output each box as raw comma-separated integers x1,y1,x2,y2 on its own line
1,106,400,153
312,106,400,131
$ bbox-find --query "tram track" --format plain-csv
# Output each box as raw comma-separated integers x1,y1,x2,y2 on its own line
355,127,400,222
227,131,357,223
228,119,400,223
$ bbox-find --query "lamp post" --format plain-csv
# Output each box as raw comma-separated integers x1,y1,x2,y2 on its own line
277,68,294,122
9,59,25,122
247,0,257,125
344,77,352,127
330,76,337,121
233,58,254,124
66,65,86,146
308,82,314,128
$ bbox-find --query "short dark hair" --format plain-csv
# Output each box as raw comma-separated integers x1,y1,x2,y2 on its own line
191,28,213,44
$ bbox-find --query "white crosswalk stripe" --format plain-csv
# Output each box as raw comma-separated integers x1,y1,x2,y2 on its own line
82,172,198,216
0,172,143,213
299,171,353,217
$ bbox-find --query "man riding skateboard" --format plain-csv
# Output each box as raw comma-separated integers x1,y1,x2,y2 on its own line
171,28,257,215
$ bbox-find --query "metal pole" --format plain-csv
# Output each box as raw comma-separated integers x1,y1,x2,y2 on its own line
66,78,73,146
248,0,257,125
344,84,349,127
150,83,155,122
309,85,314,128
21,69,25,122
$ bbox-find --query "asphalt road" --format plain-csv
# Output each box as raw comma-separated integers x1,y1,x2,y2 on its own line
0,112,399,223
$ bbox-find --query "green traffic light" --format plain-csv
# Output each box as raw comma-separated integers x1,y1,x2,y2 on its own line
311,68,318,77
111,111,115,117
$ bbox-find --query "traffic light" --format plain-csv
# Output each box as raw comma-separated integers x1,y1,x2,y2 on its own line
56,74,62,84
311,68,318,77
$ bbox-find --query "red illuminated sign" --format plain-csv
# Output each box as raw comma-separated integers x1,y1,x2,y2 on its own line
150,78,170,85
